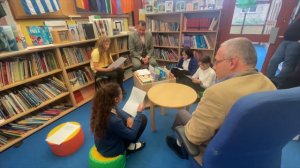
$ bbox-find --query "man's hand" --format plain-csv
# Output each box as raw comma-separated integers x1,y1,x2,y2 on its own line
127,117,134,128
142,56,150,64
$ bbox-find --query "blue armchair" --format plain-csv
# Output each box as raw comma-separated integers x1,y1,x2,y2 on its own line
176,87,300,168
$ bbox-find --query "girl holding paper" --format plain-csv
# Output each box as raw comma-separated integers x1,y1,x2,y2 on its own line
91,35,125,93
90,82,147,157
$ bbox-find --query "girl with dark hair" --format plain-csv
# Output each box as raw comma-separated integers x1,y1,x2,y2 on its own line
170,46,198,83
90,82,147,157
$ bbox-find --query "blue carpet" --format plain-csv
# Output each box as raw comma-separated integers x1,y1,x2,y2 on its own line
1,46,300,167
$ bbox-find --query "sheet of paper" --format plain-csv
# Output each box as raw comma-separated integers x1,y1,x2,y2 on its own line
122,87,146,117
108,57,127,68
45,122,80,145
136,69,151,76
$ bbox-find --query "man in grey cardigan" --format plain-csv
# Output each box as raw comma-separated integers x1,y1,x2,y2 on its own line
129,20,157,70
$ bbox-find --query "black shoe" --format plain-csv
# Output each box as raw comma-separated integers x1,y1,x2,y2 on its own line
126,141,146,155
166,136,188,159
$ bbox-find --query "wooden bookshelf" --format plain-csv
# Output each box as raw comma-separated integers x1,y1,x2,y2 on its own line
0,33,131,152
146,10,221,65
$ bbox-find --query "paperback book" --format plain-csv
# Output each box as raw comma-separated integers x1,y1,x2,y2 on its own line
27,26,53,46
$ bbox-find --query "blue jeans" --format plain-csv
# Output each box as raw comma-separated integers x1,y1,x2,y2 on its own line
266,40,300,79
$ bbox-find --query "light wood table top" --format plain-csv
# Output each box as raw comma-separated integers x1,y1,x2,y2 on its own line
147,83,197,131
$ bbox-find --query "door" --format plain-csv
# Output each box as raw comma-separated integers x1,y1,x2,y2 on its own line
218,0,298,72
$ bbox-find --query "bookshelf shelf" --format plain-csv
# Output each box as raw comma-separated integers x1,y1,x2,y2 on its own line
152,31,180,34
182,30,217,33
153,45,179,49
72,80,95,92
0,69,63,92
76,96,94,107
65,60,91,70
0,92,69,127
0,47,56,59
0,106,76,152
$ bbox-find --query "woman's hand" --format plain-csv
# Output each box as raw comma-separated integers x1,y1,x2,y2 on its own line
127,117,134,128
137,103,145,112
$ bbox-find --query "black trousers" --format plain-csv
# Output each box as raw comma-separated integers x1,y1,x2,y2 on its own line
95,68,124,90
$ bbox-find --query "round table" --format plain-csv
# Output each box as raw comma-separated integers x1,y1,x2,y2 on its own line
147,83,197,131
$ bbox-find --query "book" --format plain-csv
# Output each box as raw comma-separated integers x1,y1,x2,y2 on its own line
165,1,173,12
108,57,127,69
68,24,80,41
0,26,18,52
122,87,146,117
176,1,186,12
27,26,53,46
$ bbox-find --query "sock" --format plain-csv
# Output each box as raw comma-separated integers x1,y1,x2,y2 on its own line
176,139,182,147
127,142,142,150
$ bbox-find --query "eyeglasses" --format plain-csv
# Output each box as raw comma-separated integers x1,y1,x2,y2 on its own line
213,58,231,65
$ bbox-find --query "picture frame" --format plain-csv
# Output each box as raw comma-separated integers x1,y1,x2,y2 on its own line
192,1,199,11
176,1,186,12
51,29,70,43
145,5,154,13
165,1,174,12
157,3,165,13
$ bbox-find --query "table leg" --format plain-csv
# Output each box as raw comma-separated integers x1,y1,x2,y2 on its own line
150,102,156,132
160,107,166,115
186,105,190,112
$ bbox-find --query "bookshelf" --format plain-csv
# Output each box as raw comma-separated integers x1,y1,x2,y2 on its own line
145,10,221,67
0,34,131,152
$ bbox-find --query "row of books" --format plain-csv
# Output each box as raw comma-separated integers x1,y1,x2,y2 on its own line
183,17,218,31
117,37,128,51
60,46,92,67
144,0,222,13
146,19,180,32
0,104,72,146
68,67,94,89
154,48,178,61
0,51,58,87
182,34,212,49
153,34,179,46
0,77,67,120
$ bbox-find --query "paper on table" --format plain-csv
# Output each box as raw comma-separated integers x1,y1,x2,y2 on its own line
45,122,80,145
122,87,146,117
108,57,127,68
136,69,151,76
